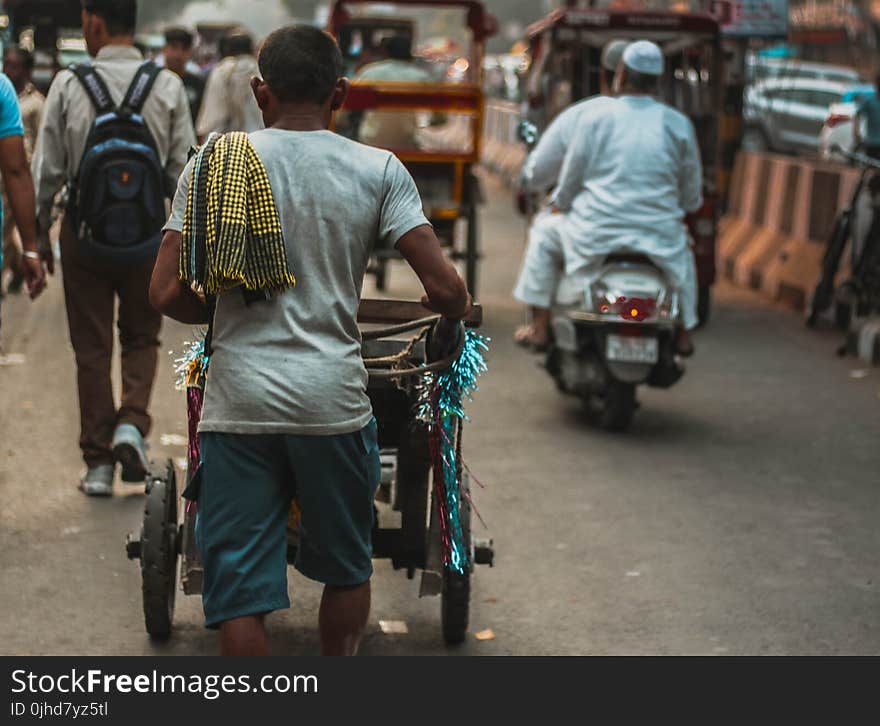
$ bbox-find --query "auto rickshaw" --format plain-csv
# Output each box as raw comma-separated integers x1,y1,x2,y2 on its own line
327,0,498,297
521,7,724,325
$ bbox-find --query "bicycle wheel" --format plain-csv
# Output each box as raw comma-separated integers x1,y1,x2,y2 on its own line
807,210,851,328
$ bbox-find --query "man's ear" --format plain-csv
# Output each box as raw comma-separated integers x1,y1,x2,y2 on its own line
331,77,350,111
251,76,271,110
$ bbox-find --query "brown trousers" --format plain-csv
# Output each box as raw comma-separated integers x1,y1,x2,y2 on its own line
60,219,162,467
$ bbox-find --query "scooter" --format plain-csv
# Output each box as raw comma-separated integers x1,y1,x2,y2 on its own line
515,120,684,431
547,258,684,431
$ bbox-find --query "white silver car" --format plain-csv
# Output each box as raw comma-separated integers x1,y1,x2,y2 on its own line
743,77,867,155
818,85,876,160
746,55,862,85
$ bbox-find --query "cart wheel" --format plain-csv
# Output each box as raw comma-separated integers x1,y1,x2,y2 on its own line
465,196,479,298
442,472,472,645
141,461,178,640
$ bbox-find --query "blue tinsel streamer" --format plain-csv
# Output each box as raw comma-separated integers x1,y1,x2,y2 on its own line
429,329,490,574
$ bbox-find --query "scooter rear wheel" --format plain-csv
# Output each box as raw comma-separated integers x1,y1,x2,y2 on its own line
586,381,637,432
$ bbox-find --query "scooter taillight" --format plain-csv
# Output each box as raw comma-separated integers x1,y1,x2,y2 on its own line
617,296,656,322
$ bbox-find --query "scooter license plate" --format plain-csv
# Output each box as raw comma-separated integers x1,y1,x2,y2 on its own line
606,335,659,364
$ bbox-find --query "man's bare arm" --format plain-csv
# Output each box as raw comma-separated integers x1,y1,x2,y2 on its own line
0,135,45,297
149,231,210,324
396,224,472,319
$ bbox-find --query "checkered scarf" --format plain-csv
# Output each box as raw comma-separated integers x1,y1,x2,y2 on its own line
179,132,295,296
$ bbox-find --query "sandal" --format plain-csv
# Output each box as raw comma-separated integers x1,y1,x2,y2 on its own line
514,325,551,353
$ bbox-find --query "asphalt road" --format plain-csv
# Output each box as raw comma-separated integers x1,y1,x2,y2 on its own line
1,172,879,655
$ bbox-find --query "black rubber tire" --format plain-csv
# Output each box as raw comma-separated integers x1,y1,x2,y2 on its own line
697,285,711,328
834,300,852,331
464,174,480,298
465,209,479,299
594,381,637,432
442,570,470,645
441,471,472,645
141,463,178,640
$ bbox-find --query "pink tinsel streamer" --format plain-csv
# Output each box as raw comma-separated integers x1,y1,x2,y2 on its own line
185,386,204,513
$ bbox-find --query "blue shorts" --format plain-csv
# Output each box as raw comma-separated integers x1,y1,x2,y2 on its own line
186,419,381,629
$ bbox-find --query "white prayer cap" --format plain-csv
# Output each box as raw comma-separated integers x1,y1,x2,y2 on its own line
600,40,629,72
622,40,664,76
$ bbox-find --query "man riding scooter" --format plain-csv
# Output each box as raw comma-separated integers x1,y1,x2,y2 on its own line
514,40,627,351
513,41,702,356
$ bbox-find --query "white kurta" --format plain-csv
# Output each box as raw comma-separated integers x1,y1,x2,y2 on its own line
514,96,614,310
519,95,614,194
553,95,704,329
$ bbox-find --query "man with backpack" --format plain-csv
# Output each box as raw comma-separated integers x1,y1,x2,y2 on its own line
32,0,195,496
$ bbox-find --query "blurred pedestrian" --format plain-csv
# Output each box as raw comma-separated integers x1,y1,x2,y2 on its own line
196,30,263,139
353,34,433,149
1,45,45,295
0,73,46,330
31,0,195,496
163,27,205,128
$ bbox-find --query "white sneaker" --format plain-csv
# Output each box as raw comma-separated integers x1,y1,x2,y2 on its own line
112,423,149,483
79,464,114,497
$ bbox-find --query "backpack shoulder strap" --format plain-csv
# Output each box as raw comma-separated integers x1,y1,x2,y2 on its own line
71,64,116,116
120,61,161,115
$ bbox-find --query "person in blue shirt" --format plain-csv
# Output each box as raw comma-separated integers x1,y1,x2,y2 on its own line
0,73,46,315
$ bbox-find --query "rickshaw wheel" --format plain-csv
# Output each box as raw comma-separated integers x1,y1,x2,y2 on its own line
464,184,480,298
442,471,472,645
141,461,178,640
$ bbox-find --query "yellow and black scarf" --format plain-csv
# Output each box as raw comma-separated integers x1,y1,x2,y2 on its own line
179,131,295,296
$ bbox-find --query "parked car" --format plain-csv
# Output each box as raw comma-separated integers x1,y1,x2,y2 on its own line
743,77,868,155
818,85,877,160
746,55,863,84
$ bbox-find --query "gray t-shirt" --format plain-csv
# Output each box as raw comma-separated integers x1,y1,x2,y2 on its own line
166,128,429,435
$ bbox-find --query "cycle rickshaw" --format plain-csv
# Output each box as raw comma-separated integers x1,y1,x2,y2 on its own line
125,300,493,646
327,0,498,297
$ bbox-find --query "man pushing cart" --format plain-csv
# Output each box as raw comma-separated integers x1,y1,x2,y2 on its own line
143,24,490,655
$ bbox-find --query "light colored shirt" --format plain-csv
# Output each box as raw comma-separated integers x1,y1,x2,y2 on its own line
355,59,434,149
195,55,264,137
520,95,614,193
32,45,195,232
553,95,703,268
18,83,45,161
165,129,430,435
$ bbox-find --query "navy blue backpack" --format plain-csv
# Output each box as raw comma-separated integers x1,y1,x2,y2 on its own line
71,62,166,262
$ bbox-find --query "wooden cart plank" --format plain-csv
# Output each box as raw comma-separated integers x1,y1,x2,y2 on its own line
358,298,482,327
